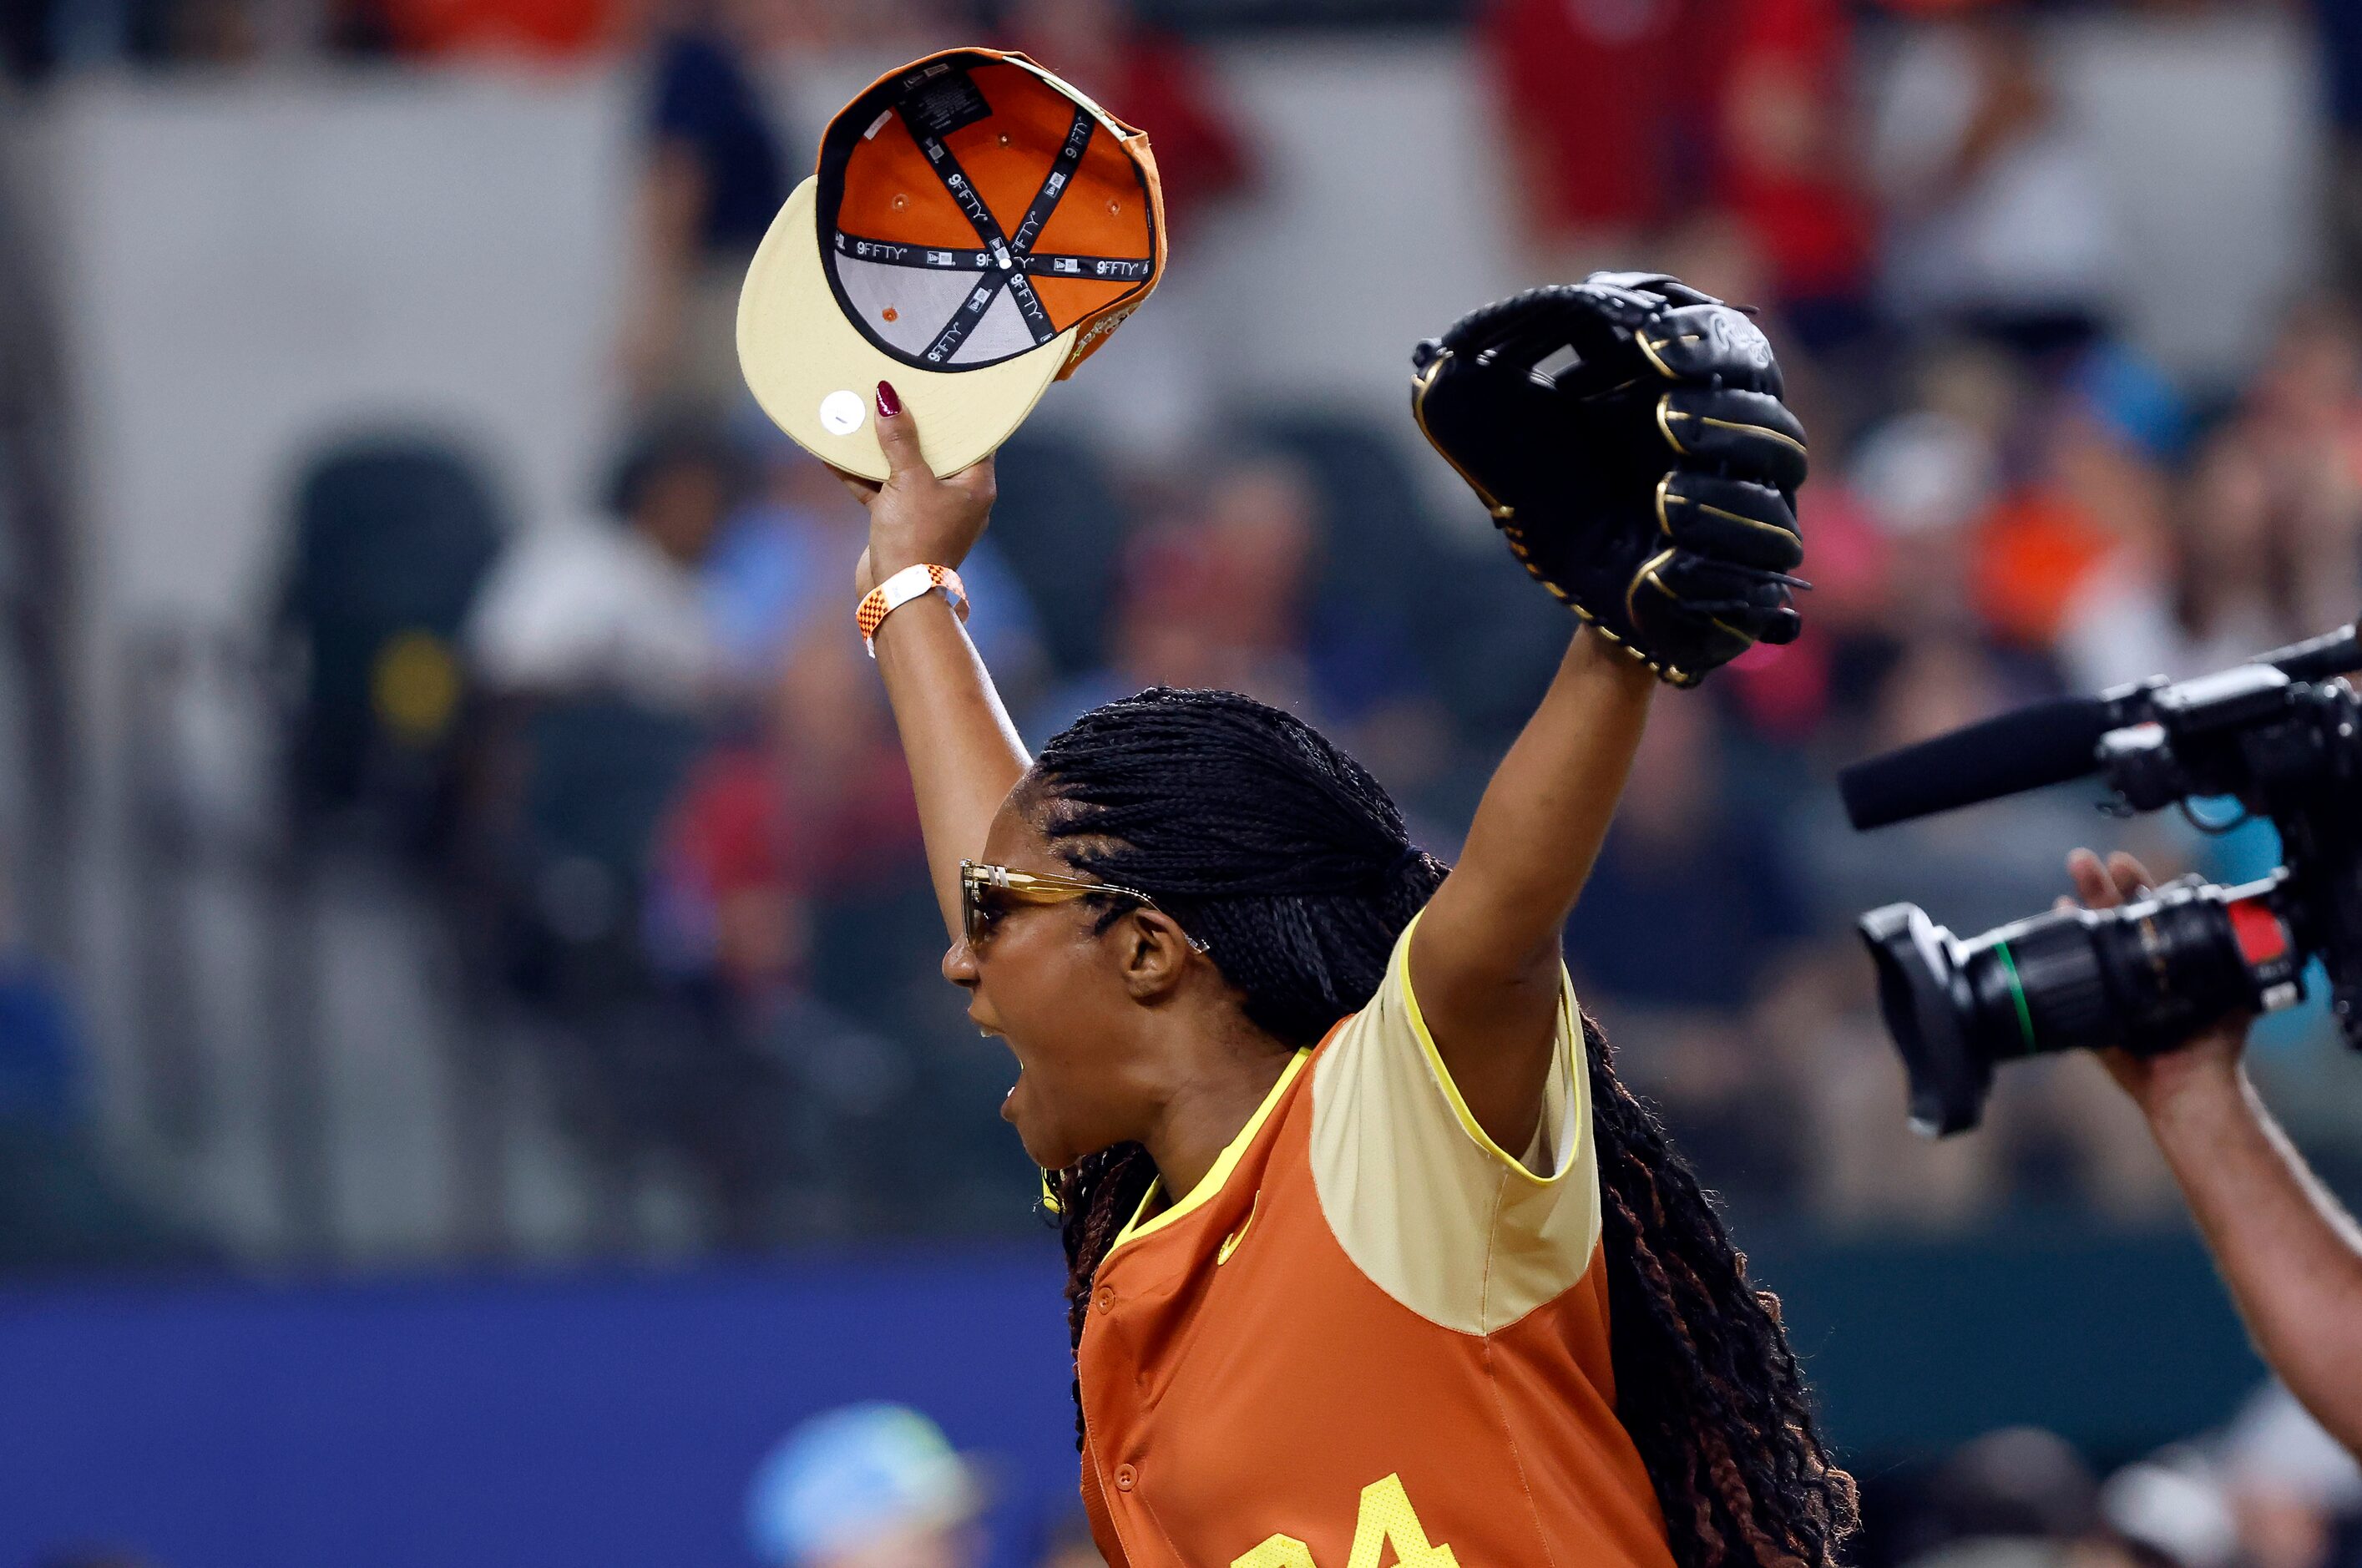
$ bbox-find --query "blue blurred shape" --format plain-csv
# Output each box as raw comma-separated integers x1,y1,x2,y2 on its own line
2071,341,2190,461
746,1402,978,1567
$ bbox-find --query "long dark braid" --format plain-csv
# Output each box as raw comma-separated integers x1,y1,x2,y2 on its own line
1033,686,1856,1568
1586,1014,1858,1568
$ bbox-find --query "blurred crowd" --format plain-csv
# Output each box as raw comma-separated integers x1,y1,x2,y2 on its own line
701,1388,2362,1568
1829,1384,2362,1568
680,1383,2362,1568
8,0,2362,1256
31,1376,2362,1568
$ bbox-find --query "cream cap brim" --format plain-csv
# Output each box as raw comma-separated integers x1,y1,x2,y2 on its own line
737,176,1075,482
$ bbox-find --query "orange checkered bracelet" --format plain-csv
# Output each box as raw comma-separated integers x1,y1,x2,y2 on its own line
857,563,969,656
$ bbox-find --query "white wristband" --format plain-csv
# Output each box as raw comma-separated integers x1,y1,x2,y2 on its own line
856,563,969,656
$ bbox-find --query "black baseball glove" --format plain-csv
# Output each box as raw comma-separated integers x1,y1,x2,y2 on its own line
1411,272,1808,685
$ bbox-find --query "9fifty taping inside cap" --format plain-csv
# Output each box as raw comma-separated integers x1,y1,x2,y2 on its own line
739,48,1166,479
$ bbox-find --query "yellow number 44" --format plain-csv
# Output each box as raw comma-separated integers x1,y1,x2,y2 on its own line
1232,1473,1463,1568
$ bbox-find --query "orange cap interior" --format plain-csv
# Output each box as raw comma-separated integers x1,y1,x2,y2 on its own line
816,50,1164,377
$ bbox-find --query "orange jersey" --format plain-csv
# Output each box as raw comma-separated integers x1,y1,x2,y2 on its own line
1076,912,1674,1568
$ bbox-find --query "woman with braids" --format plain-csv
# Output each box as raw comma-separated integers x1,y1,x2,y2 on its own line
830,276,1849,1568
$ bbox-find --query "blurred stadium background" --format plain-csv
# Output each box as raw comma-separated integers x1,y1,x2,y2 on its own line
0,0,2359,1563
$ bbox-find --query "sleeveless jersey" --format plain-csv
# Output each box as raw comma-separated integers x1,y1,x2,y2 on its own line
1075,911,1674,1568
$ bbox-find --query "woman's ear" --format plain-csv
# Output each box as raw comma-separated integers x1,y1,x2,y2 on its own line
1118,910,1196,1003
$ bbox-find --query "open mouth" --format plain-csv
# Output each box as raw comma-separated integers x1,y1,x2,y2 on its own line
972,1017,1023,1081
969,1014,1024,1117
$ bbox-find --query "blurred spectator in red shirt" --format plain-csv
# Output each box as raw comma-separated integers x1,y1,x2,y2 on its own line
1485,0,1710,264
648,618,923,998
367,0,610,57
1486,0,1869,346
1001,0,1252,241
1714,0,1874,346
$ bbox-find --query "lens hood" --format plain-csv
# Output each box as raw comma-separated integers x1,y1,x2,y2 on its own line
1858,903,1994,1136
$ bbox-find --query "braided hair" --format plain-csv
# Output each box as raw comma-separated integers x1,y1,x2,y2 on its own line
1030,686,1857,1568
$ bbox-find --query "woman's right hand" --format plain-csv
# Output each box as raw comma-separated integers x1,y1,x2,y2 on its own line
833,381,998,599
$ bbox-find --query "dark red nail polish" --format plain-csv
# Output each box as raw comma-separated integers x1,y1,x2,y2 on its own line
876,381,903,417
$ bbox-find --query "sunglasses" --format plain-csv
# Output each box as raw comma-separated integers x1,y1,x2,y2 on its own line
958,859,1210,953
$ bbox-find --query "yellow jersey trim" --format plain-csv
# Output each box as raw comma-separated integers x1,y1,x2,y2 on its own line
1108,1048,1313,1257
1395,908,1582,1188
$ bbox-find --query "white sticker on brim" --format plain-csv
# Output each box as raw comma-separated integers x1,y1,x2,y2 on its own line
819,390,867,436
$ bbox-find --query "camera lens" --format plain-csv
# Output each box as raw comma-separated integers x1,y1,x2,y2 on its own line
1860,881,2290,1135
1967,907,2114,1058
1987,885,2262,1056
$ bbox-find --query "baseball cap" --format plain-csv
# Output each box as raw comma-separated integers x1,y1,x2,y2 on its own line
739,48,1166,481
746,1403,981,1567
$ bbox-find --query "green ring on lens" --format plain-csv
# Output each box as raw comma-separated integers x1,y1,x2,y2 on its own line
1992,939,2040,1057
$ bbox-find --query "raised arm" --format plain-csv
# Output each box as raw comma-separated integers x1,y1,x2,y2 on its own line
837,385,1030,943
2152,1065,2362,1454
1412,632,1655,1151
1404,275,1808,1155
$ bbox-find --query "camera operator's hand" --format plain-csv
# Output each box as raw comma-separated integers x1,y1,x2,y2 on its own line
2059,848,2253,1120
2061,847,2362,1459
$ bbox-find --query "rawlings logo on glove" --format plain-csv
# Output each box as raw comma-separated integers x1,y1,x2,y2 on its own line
1411,272,1808,686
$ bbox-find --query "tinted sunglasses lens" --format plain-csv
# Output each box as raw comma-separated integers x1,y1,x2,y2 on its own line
961,870,986,943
